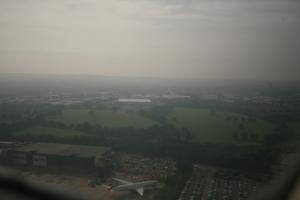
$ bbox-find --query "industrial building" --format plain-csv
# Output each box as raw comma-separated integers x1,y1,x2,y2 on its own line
8,142,111,170
118,98,152,103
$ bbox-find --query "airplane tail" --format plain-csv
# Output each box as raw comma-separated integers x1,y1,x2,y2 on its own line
112,178,145,196
136,187,144,196
102,184,112,191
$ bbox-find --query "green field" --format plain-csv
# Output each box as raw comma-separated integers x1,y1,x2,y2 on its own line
52,109,157,128
169,107,274,144
289,122,300,137
14,126,86,137
48,107,276,144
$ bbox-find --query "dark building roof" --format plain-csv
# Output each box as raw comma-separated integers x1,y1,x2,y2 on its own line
15,143,110,158
0,141,15,147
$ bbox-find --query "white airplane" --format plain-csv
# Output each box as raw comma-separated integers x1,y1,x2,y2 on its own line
111,178,160,196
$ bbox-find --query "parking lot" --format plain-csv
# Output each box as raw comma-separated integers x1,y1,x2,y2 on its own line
178,165,259,200
115,153,177,181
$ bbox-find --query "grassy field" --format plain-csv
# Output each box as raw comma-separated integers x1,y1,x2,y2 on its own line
14,126,86,137
169,107,274,144
48,107,276,144
289,122,300,136
52,109,157,128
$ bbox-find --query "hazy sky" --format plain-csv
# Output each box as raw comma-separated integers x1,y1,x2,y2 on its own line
0,0,299,80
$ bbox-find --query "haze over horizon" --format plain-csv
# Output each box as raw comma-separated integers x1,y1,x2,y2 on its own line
1,0,300,80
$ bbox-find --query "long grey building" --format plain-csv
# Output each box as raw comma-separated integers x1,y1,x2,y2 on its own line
10,142,111,170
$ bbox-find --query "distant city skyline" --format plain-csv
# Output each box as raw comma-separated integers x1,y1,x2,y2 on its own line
0,0,300,80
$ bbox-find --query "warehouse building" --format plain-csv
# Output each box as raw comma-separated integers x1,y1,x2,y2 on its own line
118,98,152,103
10,142,111,170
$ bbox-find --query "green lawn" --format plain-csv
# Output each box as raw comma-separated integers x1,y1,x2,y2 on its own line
289,122,300,137
51,109,157,128
14,126,86,137
169,107,274,144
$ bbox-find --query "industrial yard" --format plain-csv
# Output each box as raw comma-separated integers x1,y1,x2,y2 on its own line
0,141,177,200
15,152,175,200
4,142,262,200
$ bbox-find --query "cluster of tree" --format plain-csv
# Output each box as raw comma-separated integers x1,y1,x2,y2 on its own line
224,116,257,123
155,168,191,200
232,131,259,142
139,105,173,123
0,103,63,122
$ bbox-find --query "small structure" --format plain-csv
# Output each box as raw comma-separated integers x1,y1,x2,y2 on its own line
118,98,152,103
0,141,17,163
161,95,191,99
10,142,111,170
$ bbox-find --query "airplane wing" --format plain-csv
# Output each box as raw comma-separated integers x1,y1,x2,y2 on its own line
113,178,132,184
136,187,144,196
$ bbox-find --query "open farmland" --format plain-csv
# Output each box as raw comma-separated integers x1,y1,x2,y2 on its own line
51,109,157,128
169,107,274,144
14,126,87,137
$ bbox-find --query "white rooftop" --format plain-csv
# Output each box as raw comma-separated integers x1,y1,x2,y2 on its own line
118,98,152,103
